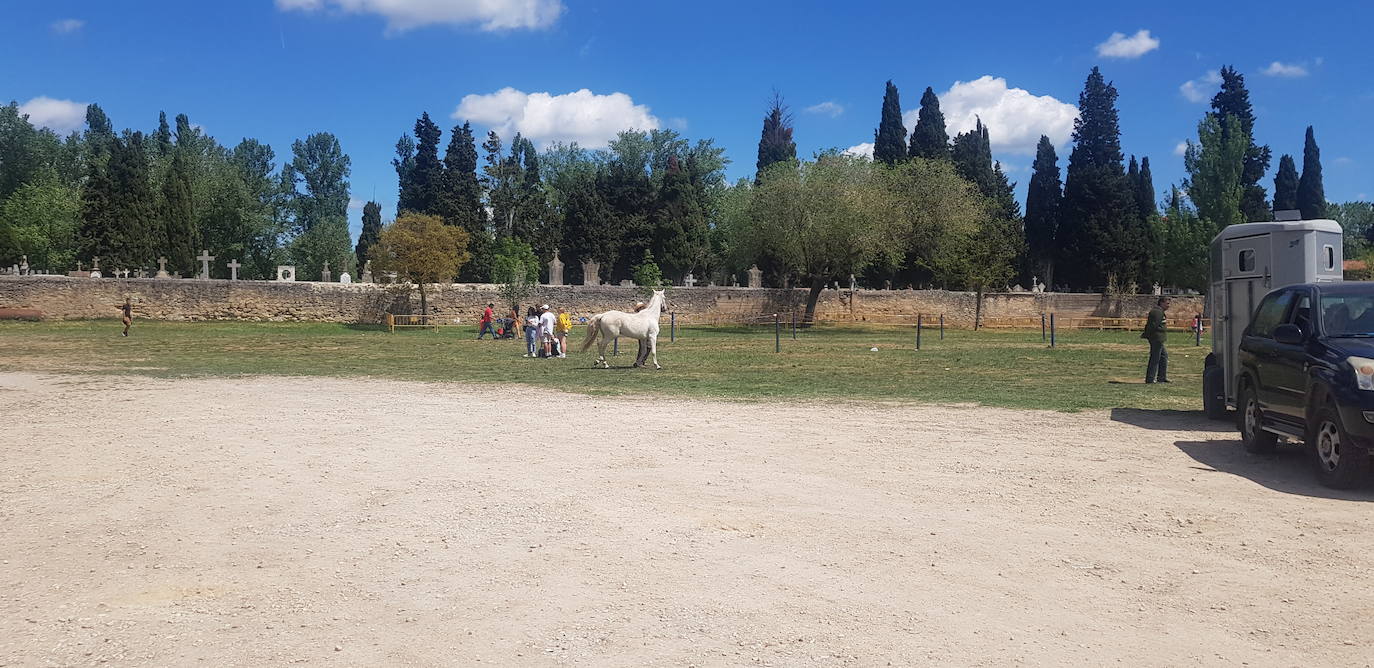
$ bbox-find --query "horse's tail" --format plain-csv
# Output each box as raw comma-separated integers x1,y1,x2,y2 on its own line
581,314,603,352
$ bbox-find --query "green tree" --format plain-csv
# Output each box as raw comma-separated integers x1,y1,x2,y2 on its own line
652,155,708,282
391,133,416,216
1059,67,1142,289
368,212,470,315
561,165,616,282
439,121,488,281
1184,114,1247,232
631,248,665,294
81,132,158,270
154,111,173,157
489,236,539,312
1024,136,1063,285
1297,126,1325,220
1210,66,1272,222
1272,154,1299,213
285,132,354,278
1330,201,1374,256
162,150,198,275
0,168,80,270
1153,186,1211,291
873,81,907,165
482,131,522,238
399,113,442,215
908,87,949,160
355,200,383,270
1135,156,1156,220
754,93,796,184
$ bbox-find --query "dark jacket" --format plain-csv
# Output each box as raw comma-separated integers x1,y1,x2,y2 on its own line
1142,306,1167,343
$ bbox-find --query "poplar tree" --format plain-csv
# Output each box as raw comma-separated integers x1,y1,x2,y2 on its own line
873,81,906,165
1297,126,1325,220
1273,154,1299,212
908,87,949,160
1210,67,1272,222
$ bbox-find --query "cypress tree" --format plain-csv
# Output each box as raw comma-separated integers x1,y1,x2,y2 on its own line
1210,67,1272,222
439,121,488,281
873,80,907,165
155,112,173,157
355,200,382,270
755,93,796,183
102,133,159,270
1136,156,1156,219
1059,67,1141,289
1024,136,1063,285
1297,126,1325,219
392,134,416,216
652,154,708,282
1273,154,1299,212
400,112,442,215
162,149,197,275
908,86,949,160
1127,155,1140,197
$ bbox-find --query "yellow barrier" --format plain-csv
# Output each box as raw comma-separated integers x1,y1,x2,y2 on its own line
386,313,465,333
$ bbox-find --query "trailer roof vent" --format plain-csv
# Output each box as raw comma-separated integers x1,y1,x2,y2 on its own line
1275,209,1302,221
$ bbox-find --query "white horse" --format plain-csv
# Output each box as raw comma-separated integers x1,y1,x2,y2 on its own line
581,290,665,369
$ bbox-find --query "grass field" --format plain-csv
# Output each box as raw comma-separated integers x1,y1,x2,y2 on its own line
0,319,1211,411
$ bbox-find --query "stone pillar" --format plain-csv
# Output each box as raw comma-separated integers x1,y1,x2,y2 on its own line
320,261,331,283
581,261,600,286
547,251,565,286
361,260,373,283
747,265,763,289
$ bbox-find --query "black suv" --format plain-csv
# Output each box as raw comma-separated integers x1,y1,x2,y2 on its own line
1236,283,1374,488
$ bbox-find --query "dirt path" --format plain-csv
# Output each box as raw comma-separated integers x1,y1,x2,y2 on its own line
2,372,1371,667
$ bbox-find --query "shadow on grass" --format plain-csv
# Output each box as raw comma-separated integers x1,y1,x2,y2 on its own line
1111,408,1234,433
1174,440,1374,500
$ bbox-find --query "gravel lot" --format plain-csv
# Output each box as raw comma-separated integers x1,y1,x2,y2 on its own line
2,372,1372,667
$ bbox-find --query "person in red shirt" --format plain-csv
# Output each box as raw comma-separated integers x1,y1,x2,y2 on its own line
477,302,496,340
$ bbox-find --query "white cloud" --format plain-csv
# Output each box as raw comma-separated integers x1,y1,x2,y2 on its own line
1262,61,1309,78
50,18,84,34
18,97,88,134
844,143,874,159
349,197,367,211
1333,156,1354,166
1180,70,1222,103
804,101,845,118
667,117,689,130
1096,29,1159,59
275,0,562,32
914,76,1077,155
454,88,659,149
1173,141,1188,157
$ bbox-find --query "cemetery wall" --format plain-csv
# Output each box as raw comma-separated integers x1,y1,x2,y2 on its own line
0,276,1205,326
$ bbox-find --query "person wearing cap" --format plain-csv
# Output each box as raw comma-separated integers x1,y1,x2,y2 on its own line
539,304,557,358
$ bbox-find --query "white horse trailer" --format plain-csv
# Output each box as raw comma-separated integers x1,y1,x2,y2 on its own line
1203,218,1344,417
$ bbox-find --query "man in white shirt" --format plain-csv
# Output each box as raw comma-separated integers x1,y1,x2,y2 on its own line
539,304,557,358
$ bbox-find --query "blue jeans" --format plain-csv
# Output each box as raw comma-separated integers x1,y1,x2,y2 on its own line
525,330,538,356
477,321,496,339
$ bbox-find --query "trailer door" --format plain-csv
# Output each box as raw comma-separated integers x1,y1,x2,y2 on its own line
1222,234,1272,402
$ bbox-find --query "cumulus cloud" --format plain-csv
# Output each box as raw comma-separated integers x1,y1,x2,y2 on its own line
454,88,659,149
276,0,562,32
914,76,1077,155
1174,141,1189,157
1096,29,1159,59
50,18,84,34
843,143,874,159
1332,156,1354,166
18,97,88,134
1180,70,1222,103
804,101,845,118
1262,61,1309,78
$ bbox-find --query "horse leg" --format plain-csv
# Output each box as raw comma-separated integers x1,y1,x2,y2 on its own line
649,336,661,370
596,338,610,368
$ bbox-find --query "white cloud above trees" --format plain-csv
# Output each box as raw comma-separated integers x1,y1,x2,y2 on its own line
275,0,563,32
50,19,85,35
843,142,874,159
1179,70,1222,103
918,76,1077,155
18,97,88,134
1262,61,1309,78
1095,29,1159,59
454,88,659,148
804,101,845,118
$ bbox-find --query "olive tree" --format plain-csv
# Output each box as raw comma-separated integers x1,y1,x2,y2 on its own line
368,212,470,315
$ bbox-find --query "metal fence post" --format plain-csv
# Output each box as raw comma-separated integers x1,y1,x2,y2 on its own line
1195,313,1202,347
939,313,945,340
916,313,922,350
1050,313,1056,348
1041,313,1046,342
774,313,781,353
791,309,797,340
670,312,676,343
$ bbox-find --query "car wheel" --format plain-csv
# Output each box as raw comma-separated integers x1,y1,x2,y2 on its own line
1237,382,1278,453
1308,404,1371,489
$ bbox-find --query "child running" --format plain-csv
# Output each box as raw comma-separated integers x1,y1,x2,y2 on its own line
117,298,132,337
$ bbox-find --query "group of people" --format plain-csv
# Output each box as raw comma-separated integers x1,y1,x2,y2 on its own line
477,302,572,358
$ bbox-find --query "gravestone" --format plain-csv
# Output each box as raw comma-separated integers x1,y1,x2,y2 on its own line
227,259,241,281
68,260,85,278
155,257,171,279
747,265,763,289
682,273,697,288
339,272,352,284
320,261,331,283
849,274,857,292
89,257,102,279
19,255,28,275
276,265,296,282
620,279,635,287
135,268,147,279
196,250,215,280
581,261,600,286
360,260,373,283
547,251,564,286
730,277,739,287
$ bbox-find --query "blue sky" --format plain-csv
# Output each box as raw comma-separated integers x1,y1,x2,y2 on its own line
4,0,1371,241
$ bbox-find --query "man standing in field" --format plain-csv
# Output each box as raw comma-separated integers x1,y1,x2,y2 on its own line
539,304,557,357
477,303,495,340
1143,296,1170,384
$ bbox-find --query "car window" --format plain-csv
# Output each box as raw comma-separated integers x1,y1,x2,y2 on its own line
1250,291,1294,339
1290,294,1312,332
1321,294,1374,337
1239,249,1256,272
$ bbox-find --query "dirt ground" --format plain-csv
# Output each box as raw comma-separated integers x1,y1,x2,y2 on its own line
2,372,1372,667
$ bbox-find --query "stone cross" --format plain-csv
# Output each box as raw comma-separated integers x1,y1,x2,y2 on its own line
320,261,331,283
581,260,600,286
547,251,565,286
682,272,697,288
156,257,170,279
747,265,763,289
361,260,373,283
196,250,215,279
227,259,241,281
76,260,83,272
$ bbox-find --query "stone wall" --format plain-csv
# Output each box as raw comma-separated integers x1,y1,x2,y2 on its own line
0,276,1205,326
